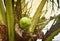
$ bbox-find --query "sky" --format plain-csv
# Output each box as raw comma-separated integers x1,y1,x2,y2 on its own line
26,0,60,19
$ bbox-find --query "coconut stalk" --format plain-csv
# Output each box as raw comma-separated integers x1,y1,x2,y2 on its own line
5,0,15,41
0,0,7,24
15,0,26,21
29,0,47,33
15,0,22,20
21,0,27,17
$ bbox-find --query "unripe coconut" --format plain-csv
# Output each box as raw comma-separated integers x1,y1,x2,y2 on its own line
19,17,31,30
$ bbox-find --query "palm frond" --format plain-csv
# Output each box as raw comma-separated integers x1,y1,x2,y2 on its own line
5,0,15,41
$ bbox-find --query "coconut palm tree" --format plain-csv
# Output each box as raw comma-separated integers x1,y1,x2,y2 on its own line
0,0,60,41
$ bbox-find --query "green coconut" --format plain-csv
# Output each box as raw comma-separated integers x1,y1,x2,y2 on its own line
19,17,31,30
